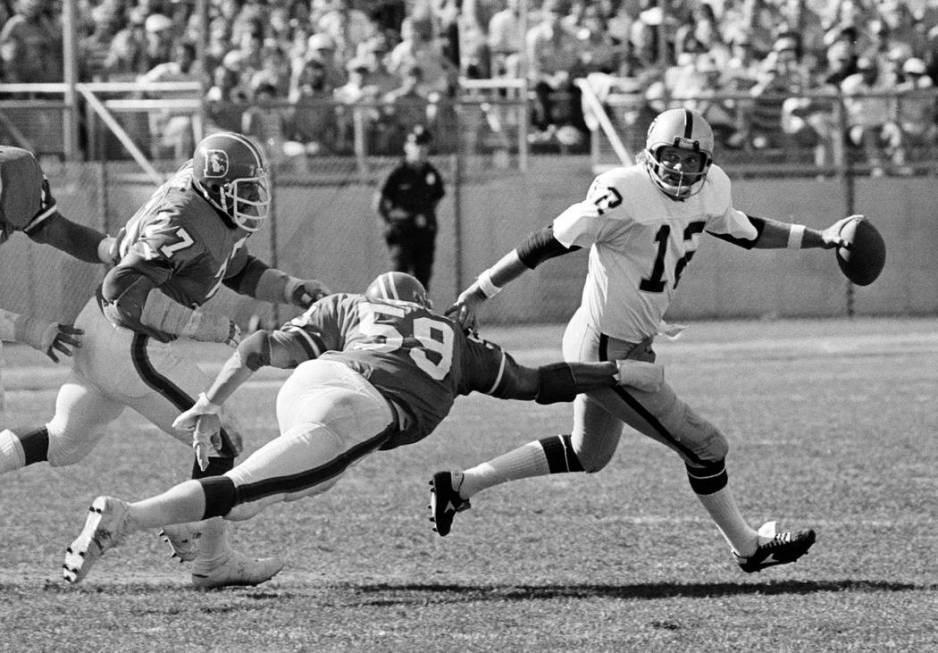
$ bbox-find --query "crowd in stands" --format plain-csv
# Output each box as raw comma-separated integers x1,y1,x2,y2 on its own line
1,0,937,173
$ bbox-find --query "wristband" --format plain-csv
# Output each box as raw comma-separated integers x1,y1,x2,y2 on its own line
787,224,805,249
477,270,502,298
194,392,222,415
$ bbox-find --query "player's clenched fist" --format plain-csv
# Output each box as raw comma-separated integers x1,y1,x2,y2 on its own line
286,278,331,309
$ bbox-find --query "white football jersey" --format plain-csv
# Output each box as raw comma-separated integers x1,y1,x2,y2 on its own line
552,163,757,342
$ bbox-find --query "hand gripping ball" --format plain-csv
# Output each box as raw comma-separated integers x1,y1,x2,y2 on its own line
836,217,886,286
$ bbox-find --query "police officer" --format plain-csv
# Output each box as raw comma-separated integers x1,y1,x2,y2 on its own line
373,125,445,289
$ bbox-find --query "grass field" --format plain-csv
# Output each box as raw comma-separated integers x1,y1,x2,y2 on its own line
1,317,936,652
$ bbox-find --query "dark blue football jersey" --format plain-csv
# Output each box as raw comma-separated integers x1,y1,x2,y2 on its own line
282,293,527,448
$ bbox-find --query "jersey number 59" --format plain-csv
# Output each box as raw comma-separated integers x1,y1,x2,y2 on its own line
357,303,454,380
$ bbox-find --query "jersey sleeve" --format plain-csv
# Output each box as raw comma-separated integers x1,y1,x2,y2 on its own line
457,335,513,396
552,173,622,248
279,294,348,359
0,147,46,233
702,166,758,240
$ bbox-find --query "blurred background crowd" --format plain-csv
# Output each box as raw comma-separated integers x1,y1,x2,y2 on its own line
1,0,937,173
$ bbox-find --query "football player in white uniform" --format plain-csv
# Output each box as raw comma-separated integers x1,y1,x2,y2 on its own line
434,108,858,573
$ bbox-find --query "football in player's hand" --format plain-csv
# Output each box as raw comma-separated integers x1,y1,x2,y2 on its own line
836,216,885,286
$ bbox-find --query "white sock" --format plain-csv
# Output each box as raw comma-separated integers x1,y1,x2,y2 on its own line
459,441,551,499
696,486,759,557
0,429,26,474
193,517,231,566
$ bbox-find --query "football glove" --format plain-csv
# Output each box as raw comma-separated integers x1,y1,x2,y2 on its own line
286,278,331,309
173,393,222,471
445,287,486,334
40,322,83,363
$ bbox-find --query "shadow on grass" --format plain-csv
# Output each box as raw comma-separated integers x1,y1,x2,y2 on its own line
347,579,932,604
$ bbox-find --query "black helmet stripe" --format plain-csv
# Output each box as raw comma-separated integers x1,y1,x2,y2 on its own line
683,108,693,138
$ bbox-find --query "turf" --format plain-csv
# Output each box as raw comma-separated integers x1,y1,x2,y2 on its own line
1,317,935,652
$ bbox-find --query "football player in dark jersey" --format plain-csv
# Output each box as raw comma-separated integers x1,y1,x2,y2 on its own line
0,146,119,366
1,132,330,588
62,272,663,585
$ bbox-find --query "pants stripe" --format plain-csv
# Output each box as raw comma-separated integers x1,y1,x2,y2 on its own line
598,333,706,467
130,333,238,459
235,427,394,505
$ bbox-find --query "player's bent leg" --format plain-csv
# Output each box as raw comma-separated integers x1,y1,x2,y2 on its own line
46,378,124,467
570,392,623,472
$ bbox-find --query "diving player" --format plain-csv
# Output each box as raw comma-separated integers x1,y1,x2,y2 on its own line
61,271,663,585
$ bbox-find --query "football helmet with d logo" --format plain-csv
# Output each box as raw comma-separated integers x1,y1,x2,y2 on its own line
192,132,270,232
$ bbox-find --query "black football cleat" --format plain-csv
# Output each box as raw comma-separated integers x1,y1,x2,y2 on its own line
428,471,471,537
734,521,816,573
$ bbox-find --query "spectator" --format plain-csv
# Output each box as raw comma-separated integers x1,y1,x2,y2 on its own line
379,64,433,152
488,0,524,79
892,57,936,173
0,0,62,83
142,13,175,70
137,41,204,160
304,32,347,92
841,56,901,176
315,0,377,65
571,2,618,76
386,15,458,98
822,38,859,87
285,57,337,155
746,36,807,151
333,57,381,153
373,125,445,290
526,0,587,141
241,82,295,171
249,42,292,99
79,1,121,81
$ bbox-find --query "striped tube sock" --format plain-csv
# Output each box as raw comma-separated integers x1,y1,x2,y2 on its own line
459,435,582,499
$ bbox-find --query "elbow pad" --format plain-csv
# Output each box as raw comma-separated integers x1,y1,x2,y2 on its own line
535,362,577,404
101,267,169,339
516,226,579,269
710,215,766,250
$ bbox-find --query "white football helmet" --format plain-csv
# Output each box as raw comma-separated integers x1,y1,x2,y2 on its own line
643,108,714,200
192,132,270,232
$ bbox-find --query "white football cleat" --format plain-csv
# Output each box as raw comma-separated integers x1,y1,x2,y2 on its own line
63,496,132,585
160,524,201,563
191,549,284,589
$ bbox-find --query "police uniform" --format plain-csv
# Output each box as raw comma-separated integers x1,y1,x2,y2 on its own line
376,128,445,289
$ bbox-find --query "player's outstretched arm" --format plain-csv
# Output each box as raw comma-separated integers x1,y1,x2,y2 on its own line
3,309,83,362
224,255,330,309
173,327,319,469
745,215,856,250
448,226,577,331
26,211,114,265
490,356,665,404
